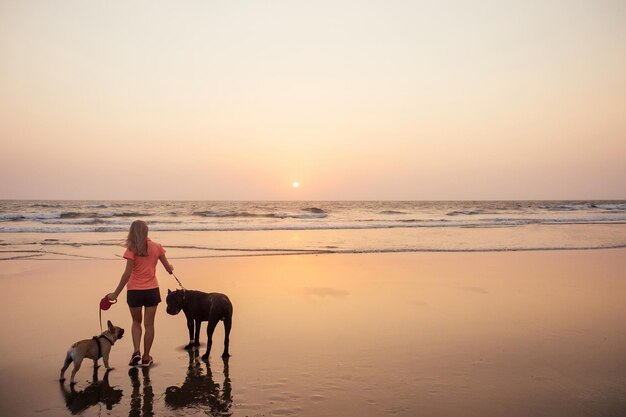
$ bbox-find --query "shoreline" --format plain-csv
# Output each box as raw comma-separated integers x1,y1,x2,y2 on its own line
2,223,626,261
3,244,626,263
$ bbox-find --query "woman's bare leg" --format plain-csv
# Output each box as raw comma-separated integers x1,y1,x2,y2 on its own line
129,306,143,353
143,305,158,357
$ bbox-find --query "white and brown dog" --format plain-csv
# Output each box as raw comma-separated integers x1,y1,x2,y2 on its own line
60,320,124,384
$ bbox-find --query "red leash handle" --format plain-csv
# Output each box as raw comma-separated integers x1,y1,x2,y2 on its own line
99,295,117,333
100,296,117,311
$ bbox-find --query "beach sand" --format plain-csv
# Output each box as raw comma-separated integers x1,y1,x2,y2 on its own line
0,249,625,416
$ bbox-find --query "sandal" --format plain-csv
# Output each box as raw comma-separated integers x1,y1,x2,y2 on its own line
129,351,141,366
141,355,153,367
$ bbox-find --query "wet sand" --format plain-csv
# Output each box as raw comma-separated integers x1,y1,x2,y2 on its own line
0,249,625,416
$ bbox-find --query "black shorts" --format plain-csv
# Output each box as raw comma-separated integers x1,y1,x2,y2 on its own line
127,288,161,308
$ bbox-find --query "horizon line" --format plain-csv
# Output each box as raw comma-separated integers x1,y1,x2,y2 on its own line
1,198,625,202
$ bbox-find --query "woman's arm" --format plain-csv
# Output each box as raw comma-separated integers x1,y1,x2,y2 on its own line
159,254,174,274
107,259,133,300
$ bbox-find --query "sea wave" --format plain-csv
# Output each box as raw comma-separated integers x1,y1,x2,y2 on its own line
60,212,97,219
112,212,150,217
593,203,626,211
0,226,118,233
41,218,107,225
446,210,496,216
302,207,326,214
0,212,62,221
272,213,328,219
193,210,327,219
2,217,625,233
194,211,271,218
537,203,626,212
30,203,63,208
1,200,624,236
0,211,150,221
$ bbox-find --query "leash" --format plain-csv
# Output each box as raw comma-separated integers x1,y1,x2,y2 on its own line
99,296,116,333
171,272,186,290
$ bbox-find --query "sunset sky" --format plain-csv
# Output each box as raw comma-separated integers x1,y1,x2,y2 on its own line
1,1,624,200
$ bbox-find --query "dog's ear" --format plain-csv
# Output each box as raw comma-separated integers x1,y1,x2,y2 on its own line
168,289,172,294
107,320,114,332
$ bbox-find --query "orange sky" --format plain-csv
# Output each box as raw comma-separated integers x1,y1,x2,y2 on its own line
1,1,624,200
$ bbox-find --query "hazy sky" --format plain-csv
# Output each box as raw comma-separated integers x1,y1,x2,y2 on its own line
1,0,624,200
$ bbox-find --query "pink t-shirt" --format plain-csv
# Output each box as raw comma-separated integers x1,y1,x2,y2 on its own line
123,238,165,290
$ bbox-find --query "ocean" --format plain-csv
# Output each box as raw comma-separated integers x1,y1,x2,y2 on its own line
1,200,625,260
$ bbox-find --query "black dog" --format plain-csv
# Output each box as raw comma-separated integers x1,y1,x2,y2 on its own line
166,289,233,360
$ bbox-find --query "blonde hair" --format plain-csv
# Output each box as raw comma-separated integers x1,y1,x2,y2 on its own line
126,220,149,256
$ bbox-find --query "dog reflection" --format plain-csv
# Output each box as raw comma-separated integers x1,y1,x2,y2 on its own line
165,349,232,415
128,366,154,417
59,367,122,414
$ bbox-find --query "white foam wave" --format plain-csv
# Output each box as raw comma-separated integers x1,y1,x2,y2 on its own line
446,210,494,216
594,203,626,211
3,218,625,234
0,212,61,220
272,213,328,219
0,226,123,233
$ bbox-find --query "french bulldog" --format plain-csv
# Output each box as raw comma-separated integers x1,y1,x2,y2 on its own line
60,320,124,384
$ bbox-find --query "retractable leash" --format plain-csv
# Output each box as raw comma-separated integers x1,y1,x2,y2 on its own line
99,296,117,333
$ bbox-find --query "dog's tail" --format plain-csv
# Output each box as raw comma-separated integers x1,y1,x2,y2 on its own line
60,348,74,378
64,349,73,366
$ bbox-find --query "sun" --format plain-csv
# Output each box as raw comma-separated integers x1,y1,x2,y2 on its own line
292,181,300,188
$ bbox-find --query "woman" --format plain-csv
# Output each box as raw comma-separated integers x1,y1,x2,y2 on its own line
108,220,173,367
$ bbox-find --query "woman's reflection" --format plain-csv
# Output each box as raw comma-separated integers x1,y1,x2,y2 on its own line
165,349,233,415
128,366,154,417
59,367,123,414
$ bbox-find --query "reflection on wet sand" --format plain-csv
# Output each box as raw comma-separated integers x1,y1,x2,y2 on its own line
129,366,154,417
18,250,626,417
59,368,122,414
165,349,233,415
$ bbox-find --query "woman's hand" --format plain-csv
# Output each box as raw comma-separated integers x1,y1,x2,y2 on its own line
107,292,118,301
168,263,174,274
